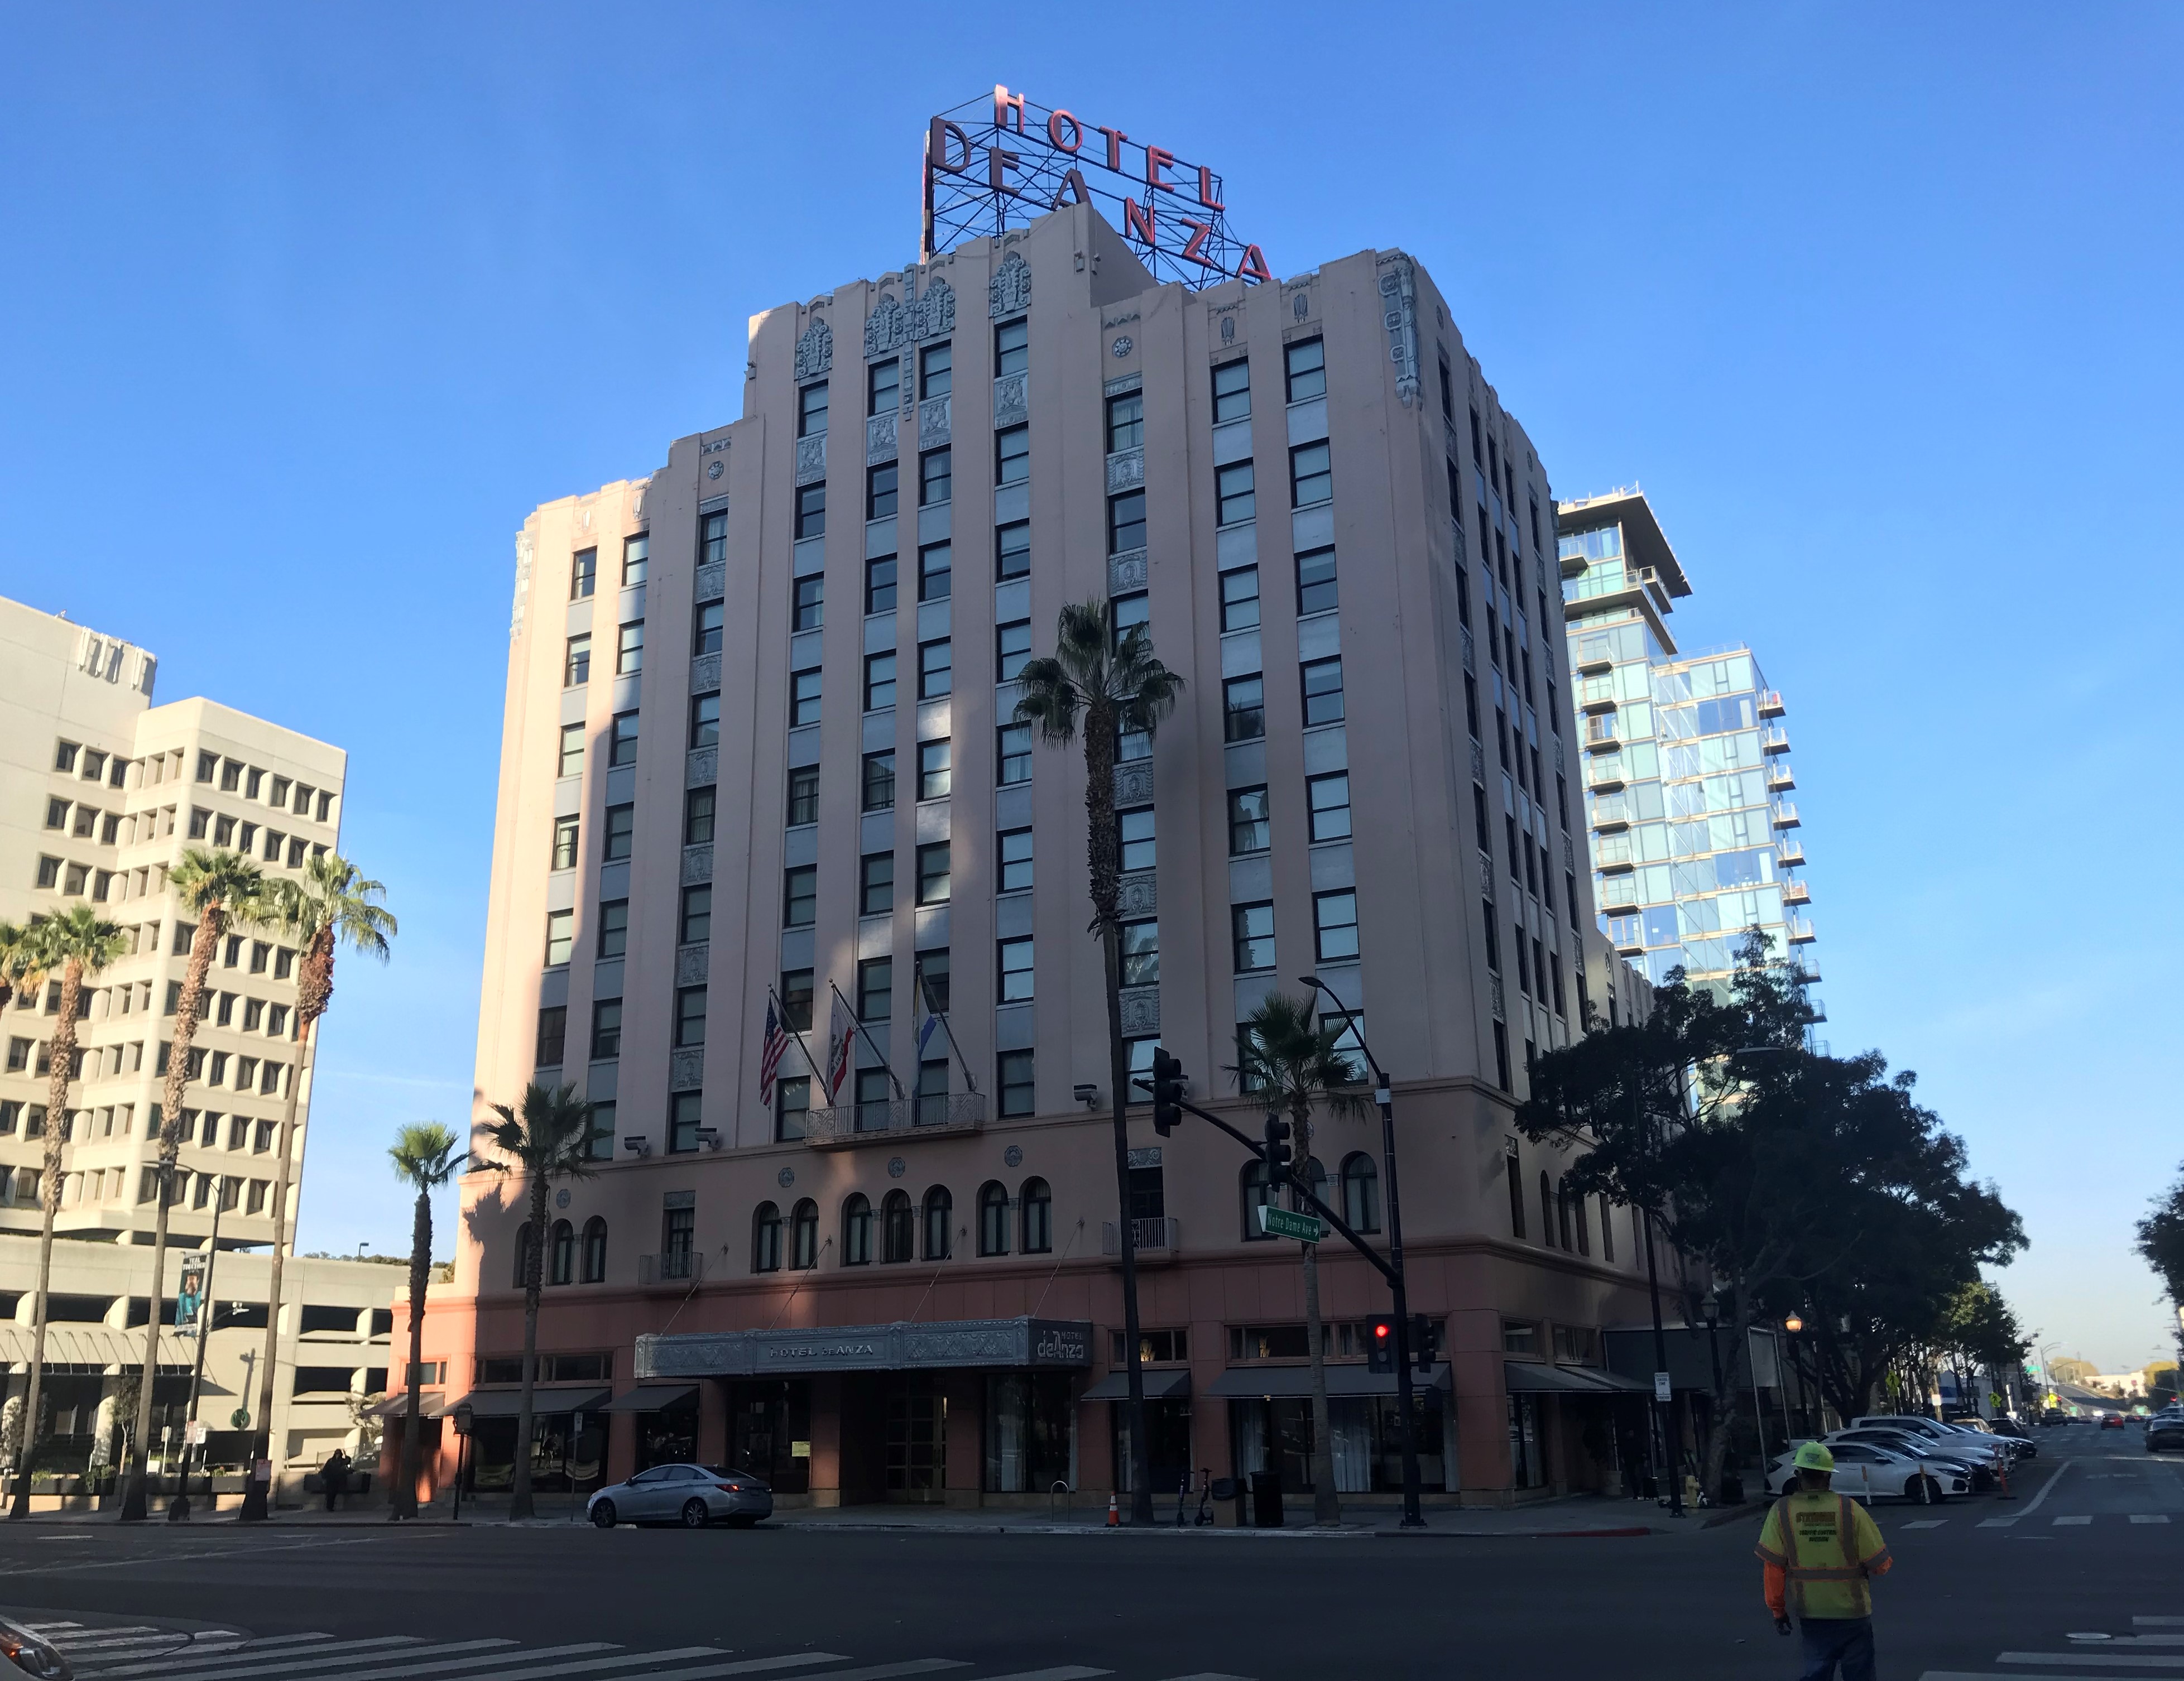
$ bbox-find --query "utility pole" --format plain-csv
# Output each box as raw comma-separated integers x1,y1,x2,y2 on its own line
1638,1075,1683,1517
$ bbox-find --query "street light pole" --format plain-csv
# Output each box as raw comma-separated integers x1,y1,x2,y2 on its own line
1300,974,1423,1530
167,1182,226,1521
1633,1075,1683,1518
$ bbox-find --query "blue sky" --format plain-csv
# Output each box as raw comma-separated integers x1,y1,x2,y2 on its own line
2,5,2177,1371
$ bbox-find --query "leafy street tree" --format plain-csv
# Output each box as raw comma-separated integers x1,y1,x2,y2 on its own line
2136,1164,2184,1331
238,853,396,1522
1234,992,1367,1526
474,1083,595,1521
118,848,268,1522
387,1122,462,1520
1926,1280,2032,1411
1014,601,1182,1525
6,909,125,1520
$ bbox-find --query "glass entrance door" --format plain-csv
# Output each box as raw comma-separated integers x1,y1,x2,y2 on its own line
884,1376,945,1500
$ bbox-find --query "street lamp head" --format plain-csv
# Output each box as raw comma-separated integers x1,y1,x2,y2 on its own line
1784,1314,1804,1333
1297,974,1324,993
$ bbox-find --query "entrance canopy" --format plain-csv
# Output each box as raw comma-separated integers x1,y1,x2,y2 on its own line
599,1384,697,1413
1206,1364,1452,1399
445,1385,610,1418
1504,1361,1649,1396
637,1317,1092,1380
1081,1368,1191,1401
370,1390,447,1421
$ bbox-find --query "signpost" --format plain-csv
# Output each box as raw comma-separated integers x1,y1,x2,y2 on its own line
1256,1205,1324,1245
1653,1371,1673,1404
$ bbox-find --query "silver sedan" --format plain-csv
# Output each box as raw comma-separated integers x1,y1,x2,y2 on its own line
587,1463,773,1529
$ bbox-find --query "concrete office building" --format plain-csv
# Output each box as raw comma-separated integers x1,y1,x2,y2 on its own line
410,204,1672,1513
1556,491,1818,1011
0,593,374,1498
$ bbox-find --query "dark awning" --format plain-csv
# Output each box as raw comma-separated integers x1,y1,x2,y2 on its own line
370,1390,447,1421
1505,1361,1650,1396
599,1384,698,1414
446,1386,610,1419
1206,1363,1452,1399
1081,1368,1192,1401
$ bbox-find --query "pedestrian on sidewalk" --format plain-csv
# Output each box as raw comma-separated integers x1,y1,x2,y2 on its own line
1755,1442,1893,1681
320,1448,351,1513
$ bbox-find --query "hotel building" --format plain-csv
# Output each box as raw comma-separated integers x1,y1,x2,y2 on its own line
412,204,1673,1511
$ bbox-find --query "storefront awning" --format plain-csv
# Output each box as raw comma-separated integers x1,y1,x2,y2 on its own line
1206,1363,1452,1399
1505,1361,1649,1396
445,1386,610,1419
637,1316,1092,1379
371,1390,447,1421
1081,1368,1191,1401
599,1384,697,1414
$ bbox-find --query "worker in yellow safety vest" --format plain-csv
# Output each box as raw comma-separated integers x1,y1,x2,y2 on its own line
1755,1441,1894,1681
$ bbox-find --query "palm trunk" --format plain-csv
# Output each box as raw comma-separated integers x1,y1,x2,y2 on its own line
238,1011,316,1521
394,1189,431,1519
1295,1104,1338,1524
9,962,83,1519
508,1172,549,1521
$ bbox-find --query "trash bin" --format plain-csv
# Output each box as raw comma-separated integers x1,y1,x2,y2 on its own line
1249,1470,1284,1529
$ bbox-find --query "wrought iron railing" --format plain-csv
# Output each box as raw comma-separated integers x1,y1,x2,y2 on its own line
802,1092,986,1148
1100,1217,1180,1257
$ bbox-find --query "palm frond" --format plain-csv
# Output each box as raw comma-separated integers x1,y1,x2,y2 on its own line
34,904,129,975
475,1082,597,1184
170,848,273,926
389,1122,463,1190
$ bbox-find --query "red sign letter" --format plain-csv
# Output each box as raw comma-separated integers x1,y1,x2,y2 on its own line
1047,108,1083,153
1145,144,1177,193
1179,219,1217,270
1097,125,1129,171
988,146,1023,199
993,85,1026,133
1235,244,1273,284
1049,168,1091,210
928,118,973,175
1197,165,1224,211
1123,196,1156,246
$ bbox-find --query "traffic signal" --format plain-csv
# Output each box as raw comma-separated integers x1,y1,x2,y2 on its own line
1262,1113,1293,1176
1410,1314,1437,1372
1367,1317,1396,1374
1151,1050,1185,1136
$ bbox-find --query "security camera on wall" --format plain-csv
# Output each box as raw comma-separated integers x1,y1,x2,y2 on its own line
695,1127,722,1151
622,1136,650,1158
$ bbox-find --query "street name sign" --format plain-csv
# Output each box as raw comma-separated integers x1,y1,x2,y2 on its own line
1257,1205,1324,1243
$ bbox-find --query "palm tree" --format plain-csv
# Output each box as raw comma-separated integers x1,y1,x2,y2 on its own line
237,853,395,1522
7,912,124,1519
0,920,47,1012
1014,601,1183,1524
117,847,267,1522
387,1122,462,1521
474,1083,594,1520
1236,992,1369,1526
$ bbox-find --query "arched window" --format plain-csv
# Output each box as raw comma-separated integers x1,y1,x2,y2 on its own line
843,1194,872,1266
1020,1177,1051,1254
548,1219,575,1286
1341,1153,1380,1233
1572,1187,1590,1256
580,1216,608,1283
1242,1159,1276,1240
1556,1180,1574,1251
1506,1149,1526,1240
752,1202,782,1272
978,1181,1010,1256
513,1222,535,1288
923,1187,953,1260
790,1199,818,1269
1599,1196,1615,1264
881,1189,914,1263
1539,1172,1556,1248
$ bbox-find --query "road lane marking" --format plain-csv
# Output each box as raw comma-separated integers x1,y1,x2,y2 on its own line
1921,1673,2184,1680
1906,1519,1947,1528
1979,1516,2019,1528
85,1636,428,1678
369,1654,822,1681
90,1646,622,1681
92,1639,517,1681
1997,1655,2184,1668
70,1635,330,1674
2132,1515,2171,1524
2053,1516,2093,1526
769,1665,967,1681
942,1672,1112,1681
2141,1622,2184,1628
2018,1461,2073,1516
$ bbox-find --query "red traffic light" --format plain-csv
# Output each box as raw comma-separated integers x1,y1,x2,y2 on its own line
1367,1317,1396,1373
1374,1323,1390,1339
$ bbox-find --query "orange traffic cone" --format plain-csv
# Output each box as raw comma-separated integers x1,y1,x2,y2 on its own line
1998,1459,2013,1500
1106,1492,1119,1526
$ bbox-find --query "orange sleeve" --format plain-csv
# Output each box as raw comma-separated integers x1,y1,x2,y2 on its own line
1764,1562,1787,1617
1867,1553,1893,1578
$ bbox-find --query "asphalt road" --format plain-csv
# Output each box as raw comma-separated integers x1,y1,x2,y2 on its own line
0,1426,2175,1681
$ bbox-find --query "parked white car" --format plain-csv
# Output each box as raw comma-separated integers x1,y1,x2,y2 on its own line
1765,1440,1969,1504
1851,1414,2011,1467
587,1463,773,1529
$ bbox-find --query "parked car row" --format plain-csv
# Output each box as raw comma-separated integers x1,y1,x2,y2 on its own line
2145,1406,2184,1454
1763,1414,2032,1505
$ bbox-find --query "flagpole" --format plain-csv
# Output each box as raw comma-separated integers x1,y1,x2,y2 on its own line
915,962,979,1095
766,987,825,1082
829,979,906,1099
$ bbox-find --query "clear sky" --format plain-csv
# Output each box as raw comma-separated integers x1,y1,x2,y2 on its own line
2,5,2176,1371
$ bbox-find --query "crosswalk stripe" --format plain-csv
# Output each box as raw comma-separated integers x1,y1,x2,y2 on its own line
2142,1622,2184,1629
945,1670,1111,1681
74,1635,335,1674
85,1636,426,1678
621,1664,940,1681
1154,1674,1257,1679
1906,1519,1947,1529
771,1664,967,1680
2132,1515,2172,1524
98,1639,518,1681
1979,1517,2019,1528
1997,1654,2184,1668
2052,1516,2092,1526
1918,1673,2171,1680
352,1650,788,1681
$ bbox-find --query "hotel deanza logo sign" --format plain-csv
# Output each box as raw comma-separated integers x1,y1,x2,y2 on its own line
923,86,1269,289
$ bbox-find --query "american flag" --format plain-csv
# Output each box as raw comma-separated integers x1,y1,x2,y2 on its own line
758,996,789,1105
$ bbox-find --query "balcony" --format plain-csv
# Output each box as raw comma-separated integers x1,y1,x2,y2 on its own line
1758,690,1785,718
803,1092,987,1149
1761,724,1791,755
1771,801,1800,830
1577,677,1618,714
1573,647,1614,677
1613,930,1647,957
1781,877,1811,905
1800,993,1828,1024
1789,959,1821,986
1561,548,1590,580
637,1251,708,1288
1582,716,1620,751
1591,799,1631,834
1587,760,1626,793
1775,839,1805,868
1786,915,1816,944
1767,762,1796,792
1594,838,1635,869
1598,877,1641,915
1101,1217,1180,1261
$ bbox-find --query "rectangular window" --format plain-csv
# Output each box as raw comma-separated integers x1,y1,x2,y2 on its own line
608,712,639,768
916,842,951,905
44,797,68,830
570,549,596,599
862,750,896,811
1232,902,1275,973
1220,565,1260,631
622,535,649,587
918,640,952,699
603,803,635,861
1106,390,1143,451
1296,546,1337,614
1107,489,1145,554
795,483,826,539
784,866,818,927
860,853,894,916
674,986,707,1048
1290,441,1332,507
1284,337,1326,402
544,910,574,967
1212,358,1250,423
1223,675,1265,742
867,461,898,520
919,542,952,602
996,618,1030,681
999,1050,1034,1117
1313,891,1360,962
1227,786,1270,854
790,668,823,727
920,340,951,398
865,553,897,613
791,577,822,632
916,950,950,1012
780,969,814,1031
1117,806,1155,873
786,766,819,827
693,599,726,653
690,691,721,748
616,621,644,676
994,316,1028,376
1120,919,1160,987
996,520,1030,580
918,738,952,801
564,635,591,686
679,885,712,945
596,900,628,959
1306,772,1351,842
1301,656,1345,725
997,827,1034,892
552,815,579,871
701,509,728,565
591,1000,622,1060
1493,1020,1511,1091
798,380,829,438
997,723,1031,785
998,936,1034,1002
1109,592,1150,656
1216,462,1256,526
684,786,716,846
669,1094,702,1156
920,446,952,506
857,957,892,1022
995,424,1029,487
775,1075,810,1143
869,357,900,414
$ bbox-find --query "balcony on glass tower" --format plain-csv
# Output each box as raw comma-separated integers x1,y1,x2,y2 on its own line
1781,876,1811,906
1775,838,1805,868
1597,874,1641,916
1766,760,1797,793
1770,800,1800,829
1761,723,1791,754
1586,757,1627,793
1590,795,1631,834
1757,689,1785,717
1786,915,1816,944
1577,675,1619,714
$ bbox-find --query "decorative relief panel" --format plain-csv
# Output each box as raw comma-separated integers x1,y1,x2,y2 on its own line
794,317,833,381
669,1049,705,1092
992,374,1028,428
694,562,726,603
676,944,709,987
914,276,956,340
1376,256,1420,408
988,252,1031,319
867,411,898,464
681,844,713,886
1117,871,1157,917
1105,449,1144,495
510,531,535,641
865,294,911,359
1470,739,1486,784
1563,835,1576,872
1118,986,1160,1036
1489,973,1506,1022
918,396,951,448
690,653,722,693
1108,550,1148,594
686,747,718,789
1461,625,1475,674
1443,414,1462,461
795,434,827,486
1113,762,1154,806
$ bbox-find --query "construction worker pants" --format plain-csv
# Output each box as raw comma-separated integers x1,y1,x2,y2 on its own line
1799,1616,1876,1681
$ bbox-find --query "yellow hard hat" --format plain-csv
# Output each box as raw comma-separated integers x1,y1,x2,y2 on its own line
1792,1441,1835,1473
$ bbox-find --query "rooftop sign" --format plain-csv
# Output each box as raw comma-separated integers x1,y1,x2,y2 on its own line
923,85,1269,289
